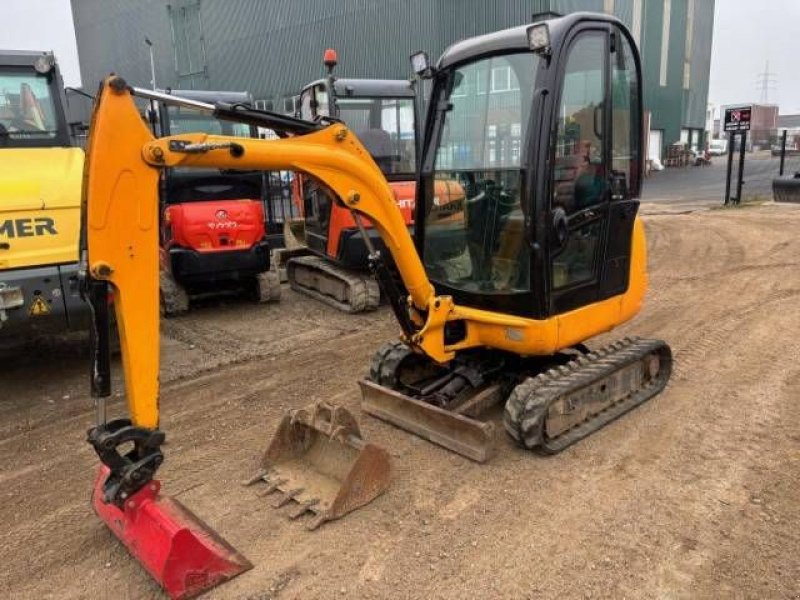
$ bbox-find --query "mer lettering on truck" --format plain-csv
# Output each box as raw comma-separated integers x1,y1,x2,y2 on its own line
0,218,58,238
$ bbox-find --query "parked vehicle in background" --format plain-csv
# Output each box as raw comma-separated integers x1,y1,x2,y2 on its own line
708,139,727,156
154,89,281,315
0,50,96,340
771,142,800,157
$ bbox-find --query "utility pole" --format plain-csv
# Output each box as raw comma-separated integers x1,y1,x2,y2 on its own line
756,60,777,104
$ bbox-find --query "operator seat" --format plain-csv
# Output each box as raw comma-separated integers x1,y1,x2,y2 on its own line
356,128,394,172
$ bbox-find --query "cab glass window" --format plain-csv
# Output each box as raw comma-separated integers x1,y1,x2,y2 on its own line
551,32,606,290
167,106,252,137
338,97,416,177
0,71,59,140
611,29,641,197
425,52,537,294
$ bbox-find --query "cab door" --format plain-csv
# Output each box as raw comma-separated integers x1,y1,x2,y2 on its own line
547,24,641,315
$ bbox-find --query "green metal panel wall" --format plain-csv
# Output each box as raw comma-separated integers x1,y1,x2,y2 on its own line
71,0,713,146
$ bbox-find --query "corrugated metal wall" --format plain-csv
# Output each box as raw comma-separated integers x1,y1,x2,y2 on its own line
70,0,714,145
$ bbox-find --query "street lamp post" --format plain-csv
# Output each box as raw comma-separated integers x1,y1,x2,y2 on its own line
144,37,156,89
144,38,157,134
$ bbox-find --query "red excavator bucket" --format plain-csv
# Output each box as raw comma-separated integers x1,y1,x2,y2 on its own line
92,466,252,600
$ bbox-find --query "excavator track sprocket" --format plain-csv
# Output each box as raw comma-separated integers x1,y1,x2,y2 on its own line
287,255,380,313
504,337,672,454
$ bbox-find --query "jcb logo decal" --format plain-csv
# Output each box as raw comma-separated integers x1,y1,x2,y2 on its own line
0,218,58,238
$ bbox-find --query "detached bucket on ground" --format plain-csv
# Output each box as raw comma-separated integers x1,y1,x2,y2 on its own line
246,401,391,529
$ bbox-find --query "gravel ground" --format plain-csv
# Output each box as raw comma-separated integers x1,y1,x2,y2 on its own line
1,200,799,599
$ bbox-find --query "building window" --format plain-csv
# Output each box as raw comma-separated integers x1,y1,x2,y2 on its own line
168,0,208,89
490,66,519,93
659,0,671,87
491,66,510,92
283,96,298,115
254,99,274,112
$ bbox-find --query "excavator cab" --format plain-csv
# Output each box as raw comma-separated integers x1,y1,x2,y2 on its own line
296,76,417,258
415,17,642,316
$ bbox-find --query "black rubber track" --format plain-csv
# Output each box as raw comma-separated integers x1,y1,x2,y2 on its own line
504,337,672,454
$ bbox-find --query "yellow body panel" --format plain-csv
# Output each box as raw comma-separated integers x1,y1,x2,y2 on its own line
85,79,647,429
0,147,83,270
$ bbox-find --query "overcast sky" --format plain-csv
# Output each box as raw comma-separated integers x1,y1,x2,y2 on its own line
709,0,800,113
3,0,800,115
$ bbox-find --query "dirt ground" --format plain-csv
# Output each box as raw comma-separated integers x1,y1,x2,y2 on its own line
1,201,799,600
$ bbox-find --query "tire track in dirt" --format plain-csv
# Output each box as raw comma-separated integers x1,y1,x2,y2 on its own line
3,205,800,599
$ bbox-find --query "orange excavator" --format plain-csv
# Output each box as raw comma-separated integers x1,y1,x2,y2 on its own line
285,50,419,312
81,13,670,599
285,50,466,312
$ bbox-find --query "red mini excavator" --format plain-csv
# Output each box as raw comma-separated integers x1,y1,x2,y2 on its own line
155,90,280,315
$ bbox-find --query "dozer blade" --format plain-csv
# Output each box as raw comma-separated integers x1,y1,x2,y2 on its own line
92,466,252,600
359,379,497,463
246,401,391,529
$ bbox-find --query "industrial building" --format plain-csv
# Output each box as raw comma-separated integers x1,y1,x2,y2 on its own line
70,0,715,159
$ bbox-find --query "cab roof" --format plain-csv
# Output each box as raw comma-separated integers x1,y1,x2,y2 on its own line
437,12,623,69
0,49,56,68
304,78,414,99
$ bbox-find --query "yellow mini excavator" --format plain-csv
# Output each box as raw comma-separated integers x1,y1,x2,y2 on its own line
81,12,670,599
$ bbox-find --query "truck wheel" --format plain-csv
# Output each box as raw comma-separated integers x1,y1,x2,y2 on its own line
160,271,190,317
255,271,281,303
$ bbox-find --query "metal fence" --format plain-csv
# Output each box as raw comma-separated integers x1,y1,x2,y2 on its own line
262,171,299,247
721,132,791,204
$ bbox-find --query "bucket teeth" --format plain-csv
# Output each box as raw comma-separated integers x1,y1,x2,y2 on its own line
306,513,329,531
271,488,303,509
242,470,269,487
287,499,319,520
256,478,287,497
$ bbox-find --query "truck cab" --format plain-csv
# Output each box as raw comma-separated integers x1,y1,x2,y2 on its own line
0,50,89,337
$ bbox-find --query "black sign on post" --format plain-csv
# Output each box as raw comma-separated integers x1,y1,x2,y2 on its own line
724,105,751,205
724,106,752,132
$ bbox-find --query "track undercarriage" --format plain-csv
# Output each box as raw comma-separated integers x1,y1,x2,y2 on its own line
287,255,380,313
362,337,672,461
